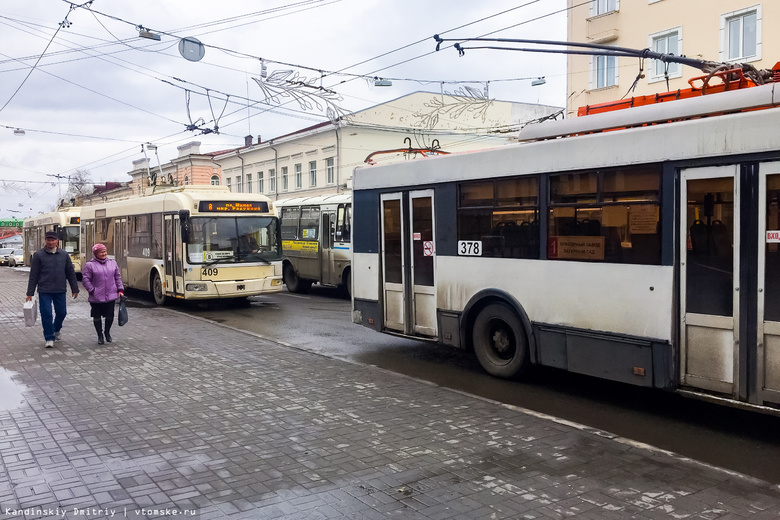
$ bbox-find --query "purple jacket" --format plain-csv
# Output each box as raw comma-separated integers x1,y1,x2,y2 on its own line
82,257,124,303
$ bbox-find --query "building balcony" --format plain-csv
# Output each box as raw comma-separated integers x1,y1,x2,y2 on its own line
587,11,619,43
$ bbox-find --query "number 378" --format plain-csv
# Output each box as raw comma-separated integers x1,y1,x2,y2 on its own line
457,240,482,256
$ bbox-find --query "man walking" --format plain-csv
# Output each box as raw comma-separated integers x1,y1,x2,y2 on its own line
26,231,79,348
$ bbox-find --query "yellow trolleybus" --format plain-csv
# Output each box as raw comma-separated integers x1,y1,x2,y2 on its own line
79,185,283,304
23,207,82,272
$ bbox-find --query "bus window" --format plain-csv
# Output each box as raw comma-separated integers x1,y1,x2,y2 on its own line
129,214,152,257
457,177,539,259
548,167,661,265
96,218,115,257
152,213,163,259
336,204,351,242
300,206,320,240
62,226,79,254
281,207,300,240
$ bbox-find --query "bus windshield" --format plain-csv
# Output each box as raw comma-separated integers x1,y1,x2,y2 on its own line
187,216,281,264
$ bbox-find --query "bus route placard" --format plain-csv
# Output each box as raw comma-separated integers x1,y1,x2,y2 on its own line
198,201,269,212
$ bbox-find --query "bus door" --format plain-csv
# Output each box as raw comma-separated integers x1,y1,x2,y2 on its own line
114,218,128,281
380,190,437,337
681,163,780,407
163,215,183,299
681,166,738,398
321,209,337,285
757,162,780,406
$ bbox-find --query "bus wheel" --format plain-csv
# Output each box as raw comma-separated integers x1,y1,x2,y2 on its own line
151,271,167,305
472,303,528,379
284,263,311,294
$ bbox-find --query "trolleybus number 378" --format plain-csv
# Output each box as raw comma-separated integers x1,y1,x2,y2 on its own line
458,240,482,256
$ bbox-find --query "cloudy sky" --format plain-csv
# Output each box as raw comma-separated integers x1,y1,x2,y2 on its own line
0,0,569,217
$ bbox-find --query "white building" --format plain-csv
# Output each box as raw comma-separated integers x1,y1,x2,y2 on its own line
214,91,561,199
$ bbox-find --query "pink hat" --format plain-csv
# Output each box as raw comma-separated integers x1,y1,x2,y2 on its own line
92,243,107,253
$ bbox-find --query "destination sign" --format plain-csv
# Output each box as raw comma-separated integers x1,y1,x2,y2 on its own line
199,201,269,213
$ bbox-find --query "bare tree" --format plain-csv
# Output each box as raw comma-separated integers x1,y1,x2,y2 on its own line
63,169,94,206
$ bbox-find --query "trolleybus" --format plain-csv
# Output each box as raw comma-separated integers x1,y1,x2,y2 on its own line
351,80,780,412
79,185,283,304
23,207,82,272
277,193,352,295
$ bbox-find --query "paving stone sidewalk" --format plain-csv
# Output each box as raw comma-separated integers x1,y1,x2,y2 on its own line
1,266,780,520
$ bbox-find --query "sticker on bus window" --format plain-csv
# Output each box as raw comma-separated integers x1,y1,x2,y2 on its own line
458,240,482,256
767,230,780,243
203,250,234,262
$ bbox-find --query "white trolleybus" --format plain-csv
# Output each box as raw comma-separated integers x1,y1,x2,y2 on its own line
276,193,352,295
351,77,780,412
23,207,82,272
79,185,283,305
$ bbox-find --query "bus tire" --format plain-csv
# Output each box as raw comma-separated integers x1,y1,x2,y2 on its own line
472,303,528,379
151,270,167,306
342,270,351,298
283,263,311,294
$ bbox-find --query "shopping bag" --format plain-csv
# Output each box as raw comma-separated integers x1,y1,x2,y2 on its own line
24,300,37,327
118,296,128,326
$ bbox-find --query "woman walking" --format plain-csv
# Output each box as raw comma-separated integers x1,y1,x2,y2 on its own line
81,243,124,345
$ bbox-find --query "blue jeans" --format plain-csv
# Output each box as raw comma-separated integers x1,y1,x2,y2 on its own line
39,292,67,341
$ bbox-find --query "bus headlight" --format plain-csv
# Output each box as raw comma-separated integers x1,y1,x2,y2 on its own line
186,283,208,291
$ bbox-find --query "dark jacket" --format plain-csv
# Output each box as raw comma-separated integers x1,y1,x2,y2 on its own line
26,248,79,296
82,257,123,303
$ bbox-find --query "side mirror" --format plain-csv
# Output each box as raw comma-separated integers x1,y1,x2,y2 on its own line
179,210,191,243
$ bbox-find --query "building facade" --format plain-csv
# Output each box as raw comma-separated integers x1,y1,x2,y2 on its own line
567,1,779,117
214,91,561,200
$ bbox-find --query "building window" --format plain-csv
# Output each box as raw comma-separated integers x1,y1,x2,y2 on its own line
309,161,317,187
269,169,276,193
282,167,288,191
258,171,264,194
649,28,681,81
594,54,617,89
592,0,617,15
721,6,760,62
246,173,252,193
295,163,302,189
326,157,335,184
226,178,232,191
210,175,220,185
236,175,243,193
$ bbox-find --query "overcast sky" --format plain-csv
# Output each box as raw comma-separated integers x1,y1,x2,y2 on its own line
0,0,568,217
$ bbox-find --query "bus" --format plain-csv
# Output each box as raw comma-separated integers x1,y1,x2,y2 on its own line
277,193,352,295
351,81,780,412
23,207,82,272
79,185,283,305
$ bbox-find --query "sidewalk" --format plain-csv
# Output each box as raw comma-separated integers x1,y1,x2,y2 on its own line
1,265,779,520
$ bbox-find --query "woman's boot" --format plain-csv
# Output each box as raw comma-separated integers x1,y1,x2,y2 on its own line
93,318,104,345
104,317,113,343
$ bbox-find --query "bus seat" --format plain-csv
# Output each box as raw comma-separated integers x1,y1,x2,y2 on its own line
689,220,708,255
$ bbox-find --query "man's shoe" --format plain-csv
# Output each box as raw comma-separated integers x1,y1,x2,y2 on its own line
44,340,55,348
54,331,61,341
105,332,112,343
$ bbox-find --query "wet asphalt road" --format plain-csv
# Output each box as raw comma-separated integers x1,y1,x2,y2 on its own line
125,285,780,485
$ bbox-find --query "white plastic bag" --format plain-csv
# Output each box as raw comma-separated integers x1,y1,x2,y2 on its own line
24,300,37,327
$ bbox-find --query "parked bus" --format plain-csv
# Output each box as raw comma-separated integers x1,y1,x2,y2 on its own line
277,193,352,295
79,185,283,305
351,81,780,412
23,207,82,272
